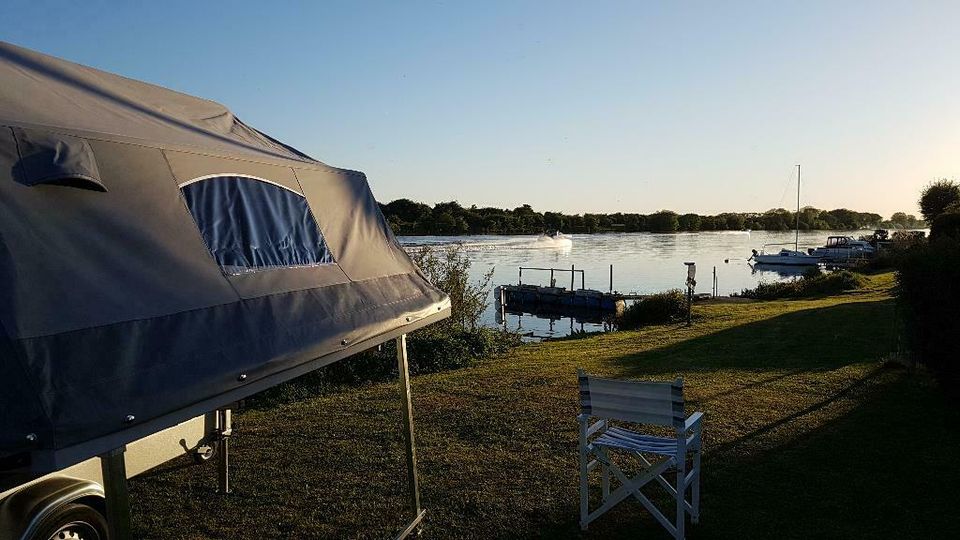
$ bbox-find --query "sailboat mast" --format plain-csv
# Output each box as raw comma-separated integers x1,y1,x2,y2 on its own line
795,164,801,252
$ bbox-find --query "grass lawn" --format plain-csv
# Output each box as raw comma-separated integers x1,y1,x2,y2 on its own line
129,272,960,539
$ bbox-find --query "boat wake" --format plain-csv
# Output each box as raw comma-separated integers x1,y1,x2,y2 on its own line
401,234,573,252
534,233,573,249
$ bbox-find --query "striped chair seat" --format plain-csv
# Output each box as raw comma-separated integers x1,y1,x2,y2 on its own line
593,426,678,457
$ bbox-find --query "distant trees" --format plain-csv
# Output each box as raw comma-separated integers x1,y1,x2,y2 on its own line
881,212,924,229
648,210,680,233
678,213,702,232
379,199,893,236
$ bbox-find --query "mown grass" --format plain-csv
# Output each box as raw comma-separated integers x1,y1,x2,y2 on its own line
129,272,960,539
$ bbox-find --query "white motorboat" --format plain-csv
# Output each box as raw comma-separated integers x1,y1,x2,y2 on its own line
749,164,820,266
810,236,875,261
540,230,571,241
536,230,573,248
750,247,821,266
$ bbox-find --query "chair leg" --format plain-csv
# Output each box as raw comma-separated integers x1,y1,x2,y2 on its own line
692,450,701,524
675,457,686,540
601,463,610,501
579,445,589,530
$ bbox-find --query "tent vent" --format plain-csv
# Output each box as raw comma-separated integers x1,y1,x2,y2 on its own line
11,128,106,192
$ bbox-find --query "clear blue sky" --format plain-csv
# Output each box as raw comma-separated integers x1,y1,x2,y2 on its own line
4,1,958,217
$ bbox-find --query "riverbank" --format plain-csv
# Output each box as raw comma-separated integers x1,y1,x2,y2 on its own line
129,272,960,538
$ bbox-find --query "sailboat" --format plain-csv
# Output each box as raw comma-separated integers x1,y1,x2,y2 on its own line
749,165,821,266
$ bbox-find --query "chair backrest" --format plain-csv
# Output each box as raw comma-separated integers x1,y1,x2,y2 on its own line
578,369,685,428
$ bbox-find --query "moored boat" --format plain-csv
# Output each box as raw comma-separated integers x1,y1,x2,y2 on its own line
749,165,819,266
810,235,875,261
750,246,821,266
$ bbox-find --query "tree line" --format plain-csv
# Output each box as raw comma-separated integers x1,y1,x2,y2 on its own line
380,198,922,235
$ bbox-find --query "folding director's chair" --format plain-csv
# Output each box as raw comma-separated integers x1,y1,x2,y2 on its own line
577,369,704,539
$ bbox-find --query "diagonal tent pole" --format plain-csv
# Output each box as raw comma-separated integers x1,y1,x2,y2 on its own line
395,334,426,539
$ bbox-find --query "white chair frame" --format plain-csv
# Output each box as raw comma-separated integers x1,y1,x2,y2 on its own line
577,369,703,539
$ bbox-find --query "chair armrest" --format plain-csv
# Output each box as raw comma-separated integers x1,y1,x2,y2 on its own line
577,414,607,438
682,411,704,435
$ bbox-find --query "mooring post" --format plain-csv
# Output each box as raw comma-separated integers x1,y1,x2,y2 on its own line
99,447,132,540
684,262,696,326
396,334,422,520
609,264,613,293
518,267,522,286
713,266,717,297
570,264,575,291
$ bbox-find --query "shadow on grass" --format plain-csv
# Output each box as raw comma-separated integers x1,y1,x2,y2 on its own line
700,367,960,540
707,364,885,457
609,298,897,377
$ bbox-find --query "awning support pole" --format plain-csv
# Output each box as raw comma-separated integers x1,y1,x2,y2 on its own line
99,447,132,540
396,334,423,537
217,408,232,494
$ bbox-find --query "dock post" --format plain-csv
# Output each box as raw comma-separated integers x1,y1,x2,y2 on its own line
581,271,585,290
713,266,717,297
570,264,575,291
609,264,613,293
518,267,522,286
550,268,555,287
99,447,132,540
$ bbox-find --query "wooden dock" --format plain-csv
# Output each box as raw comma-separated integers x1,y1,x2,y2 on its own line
496,265,649,319
497,284,629,315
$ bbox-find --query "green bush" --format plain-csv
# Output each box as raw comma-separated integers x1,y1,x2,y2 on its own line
617,290,687,329
931,212,960,240
740,270,867,300
895,238,960,386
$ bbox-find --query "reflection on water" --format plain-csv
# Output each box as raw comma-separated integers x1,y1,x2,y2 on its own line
399,230,876,339
749,263,814,279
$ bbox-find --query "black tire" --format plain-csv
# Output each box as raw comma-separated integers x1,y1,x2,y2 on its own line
29,502,108,540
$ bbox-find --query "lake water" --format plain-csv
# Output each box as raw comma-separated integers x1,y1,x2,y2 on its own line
398,230,875,339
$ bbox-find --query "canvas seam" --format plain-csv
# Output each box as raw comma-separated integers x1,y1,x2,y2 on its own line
15,272,426,341
44,288,430,391
0,121,366,178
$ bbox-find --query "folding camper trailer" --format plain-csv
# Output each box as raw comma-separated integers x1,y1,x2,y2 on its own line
0,41,450,539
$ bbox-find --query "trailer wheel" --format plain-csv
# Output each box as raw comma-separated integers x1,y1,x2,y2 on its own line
30,502,108,540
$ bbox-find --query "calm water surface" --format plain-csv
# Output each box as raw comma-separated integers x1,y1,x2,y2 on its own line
398,230,875,339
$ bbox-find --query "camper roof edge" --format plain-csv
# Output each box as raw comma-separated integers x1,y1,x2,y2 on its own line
29,306,451,473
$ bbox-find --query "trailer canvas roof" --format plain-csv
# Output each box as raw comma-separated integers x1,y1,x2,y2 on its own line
0,41,450,472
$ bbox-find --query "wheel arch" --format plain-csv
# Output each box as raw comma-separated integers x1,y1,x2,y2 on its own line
0,476,104,540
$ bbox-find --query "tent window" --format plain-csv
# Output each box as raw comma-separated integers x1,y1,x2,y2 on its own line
181,175,334,274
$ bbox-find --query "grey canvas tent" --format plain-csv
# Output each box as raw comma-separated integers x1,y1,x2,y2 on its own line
0,40,450,474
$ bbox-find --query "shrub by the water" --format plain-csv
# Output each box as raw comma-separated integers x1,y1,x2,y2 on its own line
739,269,867,300
617,290,687,329
249,244,519,408
895,237,960,387
930,212,960,241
